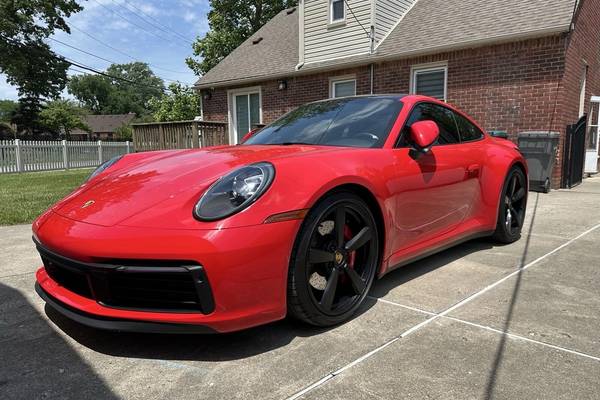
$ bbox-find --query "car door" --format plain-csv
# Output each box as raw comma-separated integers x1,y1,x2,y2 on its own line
387,102,480,263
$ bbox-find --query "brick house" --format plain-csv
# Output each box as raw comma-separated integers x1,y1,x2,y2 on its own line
195,0,600,187
71,113,135,141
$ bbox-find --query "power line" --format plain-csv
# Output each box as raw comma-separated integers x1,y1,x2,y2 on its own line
49,37,193,85
0,32,183,94
90,0,190,49
115,0,195,44
65,57,169,93
70,24,190,74
49,37,118,65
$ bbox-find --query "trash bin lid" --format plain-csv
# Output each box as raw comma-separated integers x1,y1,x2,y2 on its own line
488,130,509,139
517,131,560,139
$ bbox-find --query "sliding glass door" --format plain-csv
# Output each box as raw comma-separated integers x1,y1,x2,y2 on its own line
231,89,261,144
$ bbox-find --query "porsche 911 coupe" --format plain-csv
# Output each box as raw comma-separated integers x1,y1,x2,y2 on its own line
34,95,528,333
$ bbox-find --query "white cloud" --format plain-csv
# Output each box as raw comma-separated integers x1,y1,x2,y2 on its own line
183,12,198,23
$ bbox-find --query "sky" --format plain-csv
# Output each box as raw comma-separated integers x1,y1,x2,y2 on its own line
0,0,211,100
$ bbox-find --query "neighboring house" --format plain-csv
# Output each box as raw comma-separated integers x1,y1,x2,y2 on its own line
195,0,600,188
71,113,135,140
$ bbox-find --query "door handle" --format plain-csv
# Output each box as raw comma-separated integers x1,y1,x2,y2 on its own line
466,164,480,179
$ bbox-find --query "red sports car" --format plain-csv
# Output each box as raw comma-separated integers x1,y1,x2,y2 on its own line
34,95,528,333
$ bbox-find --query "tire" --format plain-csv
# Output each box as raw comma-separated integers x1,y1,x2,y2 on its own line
492,167,528,244
543,177,551,193
287,192,379,327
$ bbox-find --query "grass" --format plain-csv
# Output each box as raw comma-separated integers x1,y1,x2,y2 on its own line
0,169,92,225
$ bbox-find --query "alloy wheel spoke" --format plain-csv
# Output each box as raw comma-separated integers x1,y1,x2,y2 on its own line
515,209,525,227
512,187,525,202
320,267,339,311
510,175,517,198
509,206,520,227
335,206,346,248
345,266,366,295
309,248,335,264
344,227,371,252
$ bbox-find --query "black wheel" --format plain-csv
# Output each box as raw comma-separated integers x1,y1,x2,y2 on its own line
492,167,528,244
287,192,379,326
543,177,551,193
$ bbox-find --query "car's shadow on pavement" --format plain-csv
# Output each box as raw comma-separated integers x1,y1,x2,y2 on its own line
0,282,119,400
44,297,378,362
370,237,496,299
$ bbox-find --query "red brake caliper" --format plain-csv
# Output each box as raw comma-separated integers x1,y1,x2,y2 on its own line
344,225,356,269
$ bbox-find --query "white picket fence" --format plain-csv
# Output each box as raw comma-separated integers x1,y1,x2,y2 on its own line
0,140,132,174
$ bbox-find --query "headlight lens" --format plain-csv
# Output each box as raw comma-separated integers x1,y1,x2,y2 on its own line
194,162,275,221
87,155,123,181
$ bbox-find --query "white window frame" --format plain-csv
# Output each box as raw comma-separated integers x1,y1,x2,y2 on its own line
329,75,356,98
227,86,262,145
329,0,346,25
410,62,448,102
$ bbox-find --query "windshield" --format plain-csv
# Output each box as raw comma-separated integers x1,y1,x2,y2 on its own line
244,97,403,148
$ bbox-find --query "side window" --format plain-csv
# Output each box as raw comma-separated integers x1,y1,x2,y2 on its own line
454,112,484,142
399,103,460,146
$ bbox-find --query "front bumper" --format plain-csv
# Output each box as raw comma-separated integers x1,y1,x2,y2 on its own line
36,283,215,334
34,211,301,333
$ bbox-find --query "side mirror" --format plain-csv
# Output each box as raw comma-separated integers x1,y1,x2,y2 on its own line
409,120,439,154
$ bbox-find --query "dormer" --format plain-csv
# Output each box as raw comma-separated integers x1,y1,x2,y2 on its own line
298,0,418,66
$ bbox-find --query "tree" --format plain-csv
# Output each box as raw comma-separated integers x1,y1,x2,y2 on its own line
67,74,113,114
0,0,83,100
186,0,297,75
0,99,17,122
0,122,15,139
114,124,132,141
10,96,45,137
39,100,90,139
149,83,201,122
68,62,165,116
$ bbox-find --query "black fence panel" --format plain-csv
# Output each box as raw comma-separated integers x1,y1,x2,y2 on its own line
561,115,587,189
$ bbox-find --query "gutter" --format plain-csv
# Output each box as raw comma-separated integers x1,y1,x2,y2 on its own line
195,25,571,90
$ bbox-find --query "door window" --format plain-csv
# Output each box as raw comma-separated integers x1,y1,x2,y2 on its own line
399,103,460,146
454,112,484,142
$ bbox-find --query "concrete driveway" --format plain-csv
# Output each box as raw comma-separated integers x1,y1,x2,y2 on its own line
2,177,600,400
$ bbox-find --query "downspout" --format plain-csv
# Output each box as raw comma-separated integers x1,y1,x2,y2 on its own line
370,63,374,94
369,25,375,94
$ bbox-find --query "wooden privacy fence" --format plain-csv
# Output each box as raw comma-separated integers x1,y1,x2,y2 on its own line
0,140,132,174
132,121,228,152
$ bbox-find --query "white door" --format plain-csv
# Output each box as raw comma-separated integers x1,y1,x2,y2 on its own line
585,97,600,174
230,90,261,144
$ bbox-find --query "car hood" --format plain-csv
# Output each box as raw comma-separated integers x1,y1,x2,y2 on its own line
53,145,338,227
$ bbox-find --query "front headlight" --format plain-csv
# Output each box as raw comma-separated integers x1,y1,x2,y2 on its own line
194,162,275,221
87,155,123,181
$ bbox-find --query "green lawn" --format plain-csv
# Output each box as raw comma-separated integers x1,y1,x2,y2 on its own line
0,169,92,225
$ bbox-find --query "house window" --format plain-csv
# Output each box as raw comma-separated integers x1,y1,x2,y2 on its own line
411,63,448,101
330,77,356,98
330,0,345,23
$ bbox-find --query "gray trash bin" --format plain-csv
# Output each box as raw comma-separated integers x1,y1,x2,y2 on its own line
517,131,560,193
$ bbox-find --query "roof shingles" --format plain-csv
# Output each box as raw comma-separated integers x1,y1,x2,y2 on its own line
196,0,576,88
197,8,298,88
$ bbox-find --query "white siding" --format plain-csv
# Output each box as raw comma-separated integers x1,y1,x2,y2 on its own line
303,0,373,64
374,0,416,44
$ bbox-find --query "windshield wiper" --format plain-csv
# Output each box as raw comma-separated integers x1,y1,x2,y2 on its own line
279,142,314,146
